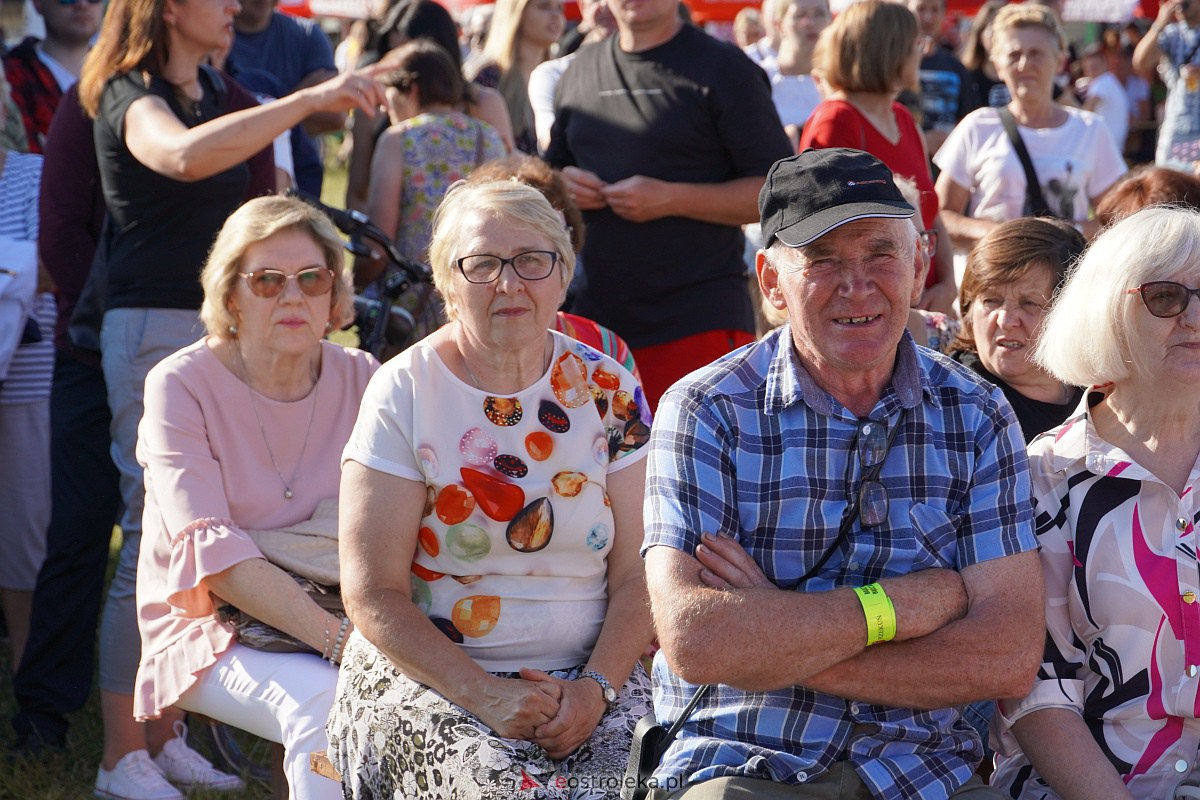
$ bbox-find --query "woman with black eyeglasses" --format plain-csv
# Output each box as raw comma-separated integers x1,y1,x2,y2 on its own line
991,206,1200,799
329,181,654,799
133,196,376,800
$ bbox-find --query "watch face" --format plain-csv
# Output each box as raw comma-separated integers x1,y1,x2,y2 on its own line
603,686,617,704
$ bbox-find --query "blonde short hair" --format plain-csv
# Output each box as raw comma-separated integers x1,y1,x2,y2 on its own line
815,0,917,93
1034,206,1200,387
428,181,575,321
199,195,354,339
989,3,1067,54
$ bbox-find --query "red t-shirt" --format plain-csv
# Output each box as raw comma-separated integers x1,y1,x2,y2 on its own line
800,99,939,288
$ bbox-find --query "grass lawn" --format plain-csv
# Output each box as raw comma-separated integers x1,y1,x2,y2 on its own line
0,151,351,800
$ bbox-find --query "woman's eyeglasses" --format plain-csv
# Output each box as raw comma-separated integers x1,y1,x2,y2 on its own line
1128,281,1200,318
456,251,558,284
239,267,335,298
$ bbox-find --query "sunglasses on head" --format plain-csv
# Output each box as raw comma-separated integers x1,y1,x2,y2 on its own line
57,0,104,6
239,266,335,298
1127,281,1200,318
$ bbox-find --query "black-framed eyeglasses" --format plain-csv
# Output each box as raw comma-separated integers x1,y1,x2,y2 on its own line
239,266,335,298
1127,281,1200,318
456,250,558,284
844,412,904,528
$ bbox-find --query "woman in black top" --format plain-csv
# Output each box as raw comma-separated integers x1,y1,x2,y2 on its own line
75,0,385,794
951,217,1086,443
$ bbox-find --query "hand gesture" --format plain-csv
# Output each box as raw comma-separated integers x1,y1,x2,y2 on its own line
562,166,609,210
601,175,673,222
696,532,773,590
299,65,389,118
472,673,562,741
523,668,607,759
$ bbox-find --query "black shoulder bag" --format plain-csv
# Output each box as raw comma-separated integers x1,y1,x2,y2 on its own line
997,107,1054,219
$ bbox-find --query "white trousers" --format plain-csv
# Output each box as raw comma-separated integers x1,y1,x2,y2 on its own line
175,643,341,800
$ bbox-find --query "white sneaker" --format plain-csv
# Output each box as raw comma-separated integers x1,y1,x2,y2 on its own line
153,722,245,791
94,750,184,800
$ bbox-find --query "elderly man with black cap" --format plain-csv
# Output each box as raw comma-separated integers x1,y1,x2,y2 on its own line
640,148,1044,800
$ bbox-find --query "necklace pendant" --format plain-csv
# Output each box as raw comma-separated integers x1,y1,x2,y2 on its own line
284,488,294,500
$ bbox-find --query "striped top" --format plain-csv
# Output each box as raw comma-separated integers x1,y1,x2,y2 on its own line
0,151,53,406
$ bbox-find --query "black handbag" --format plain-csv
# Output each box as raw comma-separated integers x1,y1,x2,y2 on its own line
621,684,709,800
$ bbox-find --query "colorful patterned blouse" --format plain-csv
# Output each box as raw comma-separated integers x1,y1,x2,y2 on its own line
343,331,651,671
993,389,1200,799
387,112,506,264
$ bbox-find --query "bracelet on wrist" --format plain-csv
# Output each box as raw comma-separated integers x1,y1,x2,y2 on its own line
853,583,897,646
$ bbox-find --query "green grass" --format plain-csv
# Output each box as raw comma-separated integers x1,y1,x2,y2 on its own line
0,151,352,800
0,528,277,800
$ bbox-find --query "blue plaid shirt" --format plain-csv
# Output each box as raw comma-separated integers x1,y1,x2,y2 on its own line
643,326,1036,799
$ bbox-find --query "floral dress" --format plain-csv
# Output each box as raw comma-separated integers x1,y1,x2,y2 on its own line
329,332,654,799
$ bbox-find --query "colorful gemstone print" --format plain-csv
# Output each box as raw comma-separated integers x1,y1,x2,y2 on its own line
431,616,463,643
551,471,588,498
460,427,499,466
418,526,440,557
537,400,570,433
460,467,525,521
445,523,491,562
551,352,590,408
586,524,609,551
591,384,609,418
451,595,501,637
525,431,554,461
591,367,620,391
483,396,523,426
435,484,475,525
493,454,529,479
506,497,554,552
612,390,637,421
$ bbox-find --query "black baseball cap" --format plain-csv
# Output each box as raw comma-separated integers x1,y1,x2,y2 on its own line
759,148,915,248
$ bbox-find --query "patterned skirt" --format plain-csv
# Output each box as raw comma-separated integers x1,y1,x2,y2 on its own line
328,631,653,800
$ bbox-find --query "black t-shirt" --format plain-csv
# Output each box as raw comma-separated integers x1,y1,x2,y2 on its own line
952,350,1082,443
546,27,792,348
96,70,252,311
917,47,979,131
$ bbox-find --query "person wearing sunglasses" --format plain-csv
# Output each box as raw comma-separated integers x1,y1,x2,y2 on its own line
643,148,1044,800
989,206,1200,799
330,181,654,799
130,195,377,800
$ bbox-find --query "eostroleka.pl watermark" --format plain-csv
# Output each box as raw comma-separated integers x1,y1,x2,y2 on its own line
517,769,685,794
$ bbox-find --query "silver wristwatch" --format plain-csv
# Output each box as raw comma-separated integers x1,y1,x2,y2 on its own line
580,670,617,711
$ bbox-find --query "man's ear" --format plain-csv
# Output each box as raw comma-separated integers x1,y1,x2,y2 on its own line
909,249,924,305
756,249,785,310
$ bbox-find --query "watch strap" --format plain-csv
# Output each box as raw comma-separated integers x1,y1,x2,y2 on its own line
580,670,616,708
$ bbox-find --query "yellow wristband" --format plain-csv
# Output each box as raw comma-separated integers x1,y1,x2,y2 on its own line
853,583,896,646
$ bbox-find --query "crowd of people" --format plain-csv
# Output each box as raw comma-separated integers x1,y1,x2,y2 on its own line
5,0,1200,798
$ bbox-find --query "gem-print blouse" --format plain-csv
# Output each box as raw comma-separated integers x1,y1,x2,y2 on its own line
343,331,651,672
992,389,1200,799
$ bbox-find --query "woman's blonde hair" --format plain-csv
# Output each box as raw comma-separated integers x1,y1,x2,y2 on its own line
200,195,355,338
480,0,532,73
79,0,172,117
428,181,575,321
1034,206,1200,387
814,0,917,94
989,2,1067,55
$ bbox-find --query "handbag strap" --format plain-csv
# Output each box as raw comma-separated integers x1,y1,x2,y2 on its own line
660,684,711,748
998,107,1053,218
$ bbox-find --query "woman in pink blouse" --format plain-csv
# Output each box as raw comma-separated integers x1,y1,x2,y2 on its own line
133,196,377,800
991,206,1200,798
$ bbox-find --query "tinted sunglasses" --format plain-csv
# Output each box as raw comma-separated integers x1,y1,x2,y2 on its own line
847,418,894,528
1128,281,1200,318
239,267,335,298
57,0,104,5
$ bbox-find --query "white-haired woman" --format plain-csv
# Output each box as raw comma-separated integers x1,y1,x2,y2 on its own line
464,0,563,154
991,206,1200,799
133,195,377,800
329,181,653,799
